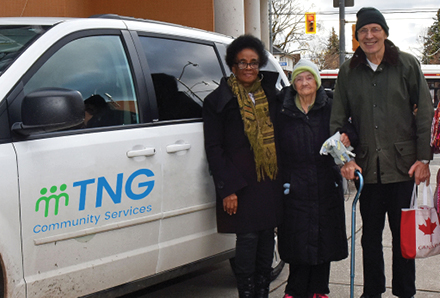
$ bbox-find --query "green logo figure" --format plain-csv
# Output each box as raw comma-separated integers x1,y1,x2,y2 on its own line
35,184,69,217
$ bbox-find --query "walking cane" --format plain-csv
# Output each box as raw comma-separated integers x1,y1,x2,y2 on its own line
350,169,364,298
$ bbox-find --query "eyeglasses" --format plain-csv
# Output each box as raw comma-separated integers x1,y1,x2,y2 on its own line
357,27,382,36
235,61,259,69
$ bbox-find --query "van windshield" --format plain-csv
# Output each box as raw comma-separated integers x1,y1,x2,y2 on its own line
0,25,49,74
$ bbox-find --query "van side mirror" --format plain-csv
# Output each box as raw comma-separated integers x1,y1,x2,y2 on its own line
12,88,85,135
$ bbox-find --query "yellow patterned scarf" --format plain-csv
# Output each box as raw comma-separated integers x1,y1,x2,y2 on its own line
228,74,278,181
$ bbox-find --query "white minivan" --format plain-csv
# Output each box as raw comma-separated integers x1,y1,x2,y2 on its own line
0,15,288,297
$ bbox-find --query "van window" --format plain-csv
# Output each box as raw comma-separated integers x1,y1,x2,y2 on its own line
139,37,223,121
0,25,50,74
23,35,139,128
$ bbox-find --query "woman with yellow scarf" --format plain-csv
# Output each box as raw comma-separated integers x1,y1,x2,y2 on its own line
203,35,283,298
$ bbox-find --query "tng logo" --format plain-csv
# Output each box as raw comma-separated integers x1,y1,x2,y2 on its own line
35,169,155,217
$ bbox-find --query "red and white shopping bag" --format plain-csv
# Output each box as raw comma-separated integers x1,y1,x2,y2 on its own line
401,183,440,259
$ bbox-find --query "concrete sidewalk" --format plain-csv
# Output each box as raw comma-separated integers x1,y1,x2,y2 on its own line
269,157,440,298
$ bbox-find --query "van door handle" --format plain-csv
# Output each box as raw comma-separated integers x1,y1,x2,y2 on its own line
126,148,156,157
166,143,191,153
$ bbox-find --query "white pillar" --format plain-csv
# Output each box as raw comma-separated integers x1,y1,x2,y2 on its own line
260,0,270,50
244,0,261,38
214,0,245,37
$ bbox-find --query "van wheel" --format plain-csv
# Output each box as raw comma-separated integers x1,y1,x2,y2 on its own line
229,229,285,281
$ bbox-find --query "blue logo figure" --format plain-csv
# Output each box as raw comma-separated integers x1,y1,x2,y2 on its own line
35,184,69,217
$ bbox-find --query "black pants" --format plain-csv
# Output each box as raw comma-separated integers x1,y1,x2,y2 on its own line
284,262,330,297
234,229,275,279
359,181,416,298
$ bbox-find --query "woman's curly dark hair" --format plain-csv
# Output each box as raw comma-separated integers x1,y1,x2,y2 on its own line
225,35,268,71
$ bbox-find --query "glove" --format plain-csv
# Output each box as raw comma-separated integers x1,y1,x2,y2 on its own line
283,183,290,195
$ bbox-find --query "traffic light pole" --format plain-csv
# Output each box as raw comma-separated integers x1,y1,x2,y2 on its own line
339,0,346,67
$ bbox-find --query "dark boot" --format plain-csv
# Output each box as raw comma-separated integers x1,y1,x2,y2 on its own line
237,276,255,298
360,294,382,298
254,274,270,298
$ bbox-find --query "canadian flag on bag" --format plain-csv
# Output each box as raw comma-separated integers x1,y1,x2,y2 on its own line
401,183,440,259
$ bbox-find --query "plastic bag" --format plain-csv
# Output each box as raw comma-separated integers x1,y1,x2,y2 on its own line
319,132,356,165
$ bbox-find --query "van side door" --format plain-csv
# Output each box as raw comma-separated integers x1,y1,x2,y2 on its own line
133,34,236,273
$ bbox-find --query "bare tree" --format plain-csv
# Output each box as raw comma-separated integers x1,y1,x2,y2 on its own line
413,28,428,60
305,28,340,70
270,0,314,54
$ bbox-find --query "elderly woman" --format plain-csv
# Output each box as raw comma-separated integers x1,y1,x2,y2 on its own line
276,59,349,298
203,35,283,298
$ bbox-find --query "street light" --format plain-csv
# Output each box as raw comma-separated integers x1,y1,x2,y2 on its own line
190,81,209,89
179,61,198,80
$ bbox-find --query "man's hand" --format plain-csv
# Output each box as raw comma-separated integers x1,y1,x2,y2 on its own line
341,160,362,180
223,193,238,215
408,161,430,185
340,132,351,148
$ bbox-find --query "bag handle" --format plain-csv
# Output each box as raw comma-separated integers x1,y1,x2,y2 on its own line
409,182,434,209
410,183,418,209
422,182,435,207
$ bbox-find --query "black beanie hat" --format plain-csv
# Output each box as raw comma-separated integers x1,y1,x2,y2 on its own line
355,7,389,40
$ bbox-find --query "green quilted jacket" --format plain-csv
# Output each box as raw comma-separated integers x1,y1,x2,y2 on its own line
330,40,434,184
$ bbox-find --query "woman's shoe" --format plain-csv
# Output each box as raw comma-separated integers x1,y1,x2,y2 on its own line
283,294,294,298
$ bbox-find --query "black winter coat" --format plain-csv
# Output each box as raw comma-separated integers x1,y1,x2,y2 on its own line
276,86,348,265
203,72,283,234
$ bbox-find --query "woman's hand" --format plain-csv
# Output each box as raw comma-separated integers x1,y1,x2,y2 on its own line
223,193,238,215
341,160,362,180
340,132,351,148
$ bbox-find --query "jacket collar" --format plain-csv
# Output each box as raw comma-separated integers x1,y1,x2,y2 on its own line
214,71,279,113
350,39,399,69
282,86,328,114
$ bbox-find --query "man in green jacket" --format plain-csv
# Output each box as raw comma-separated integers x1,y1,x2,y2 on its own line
330,7,434,298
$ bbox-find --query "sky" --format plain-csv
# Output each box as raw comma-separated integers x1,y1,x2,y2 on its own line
305,0,439,59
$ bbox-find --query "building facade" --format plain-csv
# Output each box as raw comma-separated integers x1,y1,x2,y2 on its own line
2,0,272,49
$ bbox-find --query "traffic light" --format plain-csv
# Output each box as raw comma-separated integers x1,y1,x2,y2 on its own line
305,12,316,34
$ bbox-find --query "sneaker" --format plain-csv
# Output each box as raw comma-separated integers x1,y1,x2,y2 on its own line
283,294,294,298
310,294,329,298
